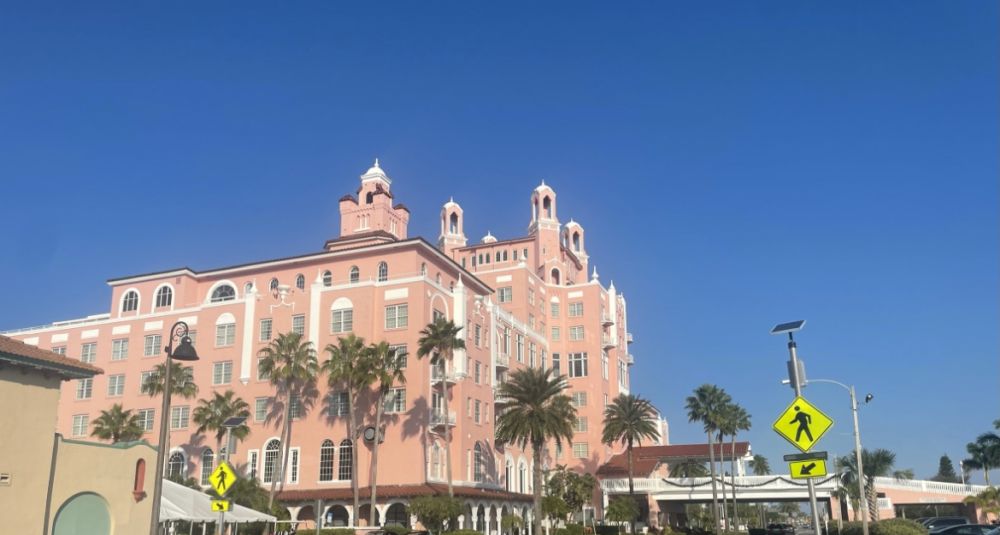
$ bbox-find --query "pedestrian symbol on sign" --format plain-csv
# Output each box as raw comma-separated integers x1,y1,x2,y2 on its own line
790,405,813,442
772,396,833,452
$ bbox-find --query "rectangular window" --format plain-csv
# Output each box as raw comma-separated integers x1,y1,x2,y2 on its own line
528,290,535,305
137,408,155,431
255,397,269,422
291,314,305,335
495,251,501,262
513,249,518,260
331,309,354,333
529,314,535,329
552,353,561,377
572,442,589,459
170,406,190,429
248,450,259,480
331,392,349,417
572,391,587,407
52,346,66,355
390,344,407,368
551,327,561,341
551,302,560,317
72,414,88,437
569,352,588,378
603,351,610,380
107,374,125,397
529,343,536,368
474,324,481,347
81,342,97,363
260,318,273,341
385,304,409,329
216,323,236,347
288,448,300,484
474,399,482,424
523,248,528,259
76,378,93,399
111,338,129,361
516,334,524,363
213,361,233,385
498,287,513,303
575,417,588,433
569,325,585,341
384,388,406,414
139,370,154,393
569,302,584,317
290,394,302,419
143,334,161,357
256,356,269,381
474,361,481,384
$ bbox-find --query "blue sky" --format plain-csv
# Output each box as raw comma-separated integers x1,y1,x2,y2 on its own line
1,2,996,481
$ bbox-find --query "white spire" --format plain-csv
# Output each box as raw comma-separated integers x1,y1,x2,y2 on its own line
591,266,599,282
373,157,380,168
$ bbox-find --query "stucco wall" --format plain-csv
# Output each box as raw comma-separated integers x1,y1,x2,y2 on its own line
0,365,62,534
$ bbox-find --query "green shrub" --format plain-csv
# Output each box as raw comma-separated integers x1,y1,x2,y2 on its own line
318,529,357,535
383,525,411,535
871,519,928,535
595,525,619,535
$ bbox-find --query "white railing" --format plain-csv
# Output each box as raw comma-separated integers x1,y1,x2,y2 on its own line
626,332,634,343
430,411,456,426
873,476,987,495
493,389,512,404
601,476,986,498
602,334,615,348
496,354,510,368
624,353,635,364
601,314,615,325
431,367,456,383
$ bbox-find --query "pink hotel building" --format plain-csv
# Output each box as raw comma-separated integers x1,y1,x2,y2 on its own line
5,161,661,529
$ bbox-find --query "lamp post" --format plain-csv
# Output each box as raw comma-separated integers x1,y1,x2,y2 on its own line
149,321,200,535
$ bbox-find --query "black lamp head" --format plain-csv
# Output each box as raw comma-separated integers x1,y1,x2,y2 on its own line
864,393,874,404
171,335,199,361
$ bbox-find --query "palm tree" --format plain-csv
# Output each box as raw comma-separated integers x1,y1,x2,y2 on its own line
192,390,251,457
495,367,576,535
367,341,407,526
727,405,751,530
91,403,144,443
142,360,198,399
670,459,710,478
685,384,732,535
416,318,466,498
964,439,996,486
323,333,373,523
258,331,319,510
602,393,661,534
747,455,770,527
716,403,736,530
837,448,911,522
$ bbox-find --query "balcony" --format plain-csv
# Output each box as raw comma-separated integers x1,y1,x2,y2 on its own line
601,314,615,327
602,334,616,349
626,332,634,344
431,367,458,385
493,388,512,405
430,411,456,427
624,353,635,365
496,353,510,369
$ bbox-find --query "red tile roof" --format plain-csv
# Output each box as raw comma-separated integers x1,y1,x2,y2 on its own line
596,442,751,478
278,483,533,503
0,334,103,379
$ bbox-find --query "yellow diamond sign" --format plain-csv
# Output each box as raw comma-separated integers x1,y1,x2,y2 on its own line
789,458,828,479
209,461,237,497
772,396,833,452
211,500,231,512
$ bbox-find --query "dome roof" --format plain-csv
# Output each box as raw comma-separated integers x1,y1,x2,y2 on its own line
361,158,391,184
481,231,497,244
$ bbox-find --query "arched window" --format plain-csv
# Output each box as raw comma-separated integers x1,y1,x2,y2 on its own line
210,284,236,303
377,262,388,282
505,459,513,491
269,278,279,292
244,282,253,295
155,286,173,308
263,439,281,483
474,443,486,483
551,268,561,286
322,271,333,287
421,262,427,276
449,212,459,234
349,266,360,284
386,503,409,527
200,448,214,485
431,443,441,479
319,439,335,482
338,439,353,480
122,290,139,313
295,274,305,290
572,232,581,252
543,196,552,218
366,191,374,204
436,273,442,285
518,462,527,494
167,451,185,479
133,459,147,499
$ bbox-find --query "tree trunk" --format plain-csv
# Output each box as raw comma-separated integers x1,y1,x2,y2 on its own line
278,401,295,495
707,431,720,535
627,440,637,535
718,434,728,531
370,392,385,526
730,434,738,531
866,477,879,523
533,443,544,535
267,395,292,510
350,392,360,526
985,466,991,486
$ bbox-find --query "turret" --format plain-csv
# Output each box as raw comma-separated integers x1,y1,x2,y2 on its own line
438,197,467,257
336,159,410,243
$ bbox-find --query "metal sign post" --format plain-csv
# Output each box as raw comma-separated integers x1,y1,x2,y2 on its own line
215,416,246,535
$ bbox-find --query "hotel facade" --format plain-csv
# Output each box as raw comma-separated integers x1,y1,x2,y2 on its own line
5,161,657,529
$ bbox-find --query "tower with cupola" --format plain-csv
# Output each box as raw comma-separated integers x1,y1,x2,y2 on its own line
337,159,410,241
528,181,564,283
438,197,467,257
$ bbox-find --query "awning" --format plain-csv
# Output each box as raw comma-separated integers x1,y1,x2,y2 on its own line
160,479,278,523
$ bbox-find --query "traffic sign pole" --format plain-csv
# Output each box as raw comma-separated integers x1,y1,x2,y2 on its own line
217,426,232,535
787,335,823,535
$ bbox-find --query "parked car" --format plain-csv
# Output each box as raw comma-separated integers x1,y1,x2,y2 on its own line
766,524,795,535
931,525,995,535
925,518,971,531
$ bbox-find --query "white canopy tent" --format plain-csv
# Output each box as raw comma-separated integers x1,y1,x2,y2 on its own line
160,479,278,526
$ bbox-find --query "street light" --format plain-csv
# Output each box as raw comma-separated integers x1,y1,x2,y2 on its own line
782,377,870,535
149,321,199,535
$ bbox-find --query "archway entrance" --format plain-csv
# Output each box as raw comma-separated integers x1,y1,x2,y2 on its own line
53,492,111,535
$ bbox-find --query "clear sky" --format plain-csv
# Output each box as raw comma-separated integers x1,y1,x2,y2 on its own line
1,2,996,481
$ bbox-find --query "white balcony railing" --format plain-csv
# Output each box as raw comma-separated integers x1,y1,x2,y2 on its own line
496,354,510,368
493,388,512,404
601,314,615,326
624,353,635,365
602,335,615,349
431,367,457,384
430,411,456,427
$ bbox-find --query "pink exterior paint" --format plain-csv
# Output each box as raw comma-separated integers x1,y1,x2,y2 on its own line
5,161,641,525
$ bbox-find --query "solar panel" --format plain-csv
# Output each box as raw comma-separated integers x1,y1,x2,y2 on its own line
770,320,806,335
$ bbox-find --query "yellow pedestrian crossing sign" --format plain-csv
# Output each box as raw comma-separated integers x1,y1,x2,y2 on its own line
789,458,828,479
211,500,231,512
772,396,833,452
209,461,237,497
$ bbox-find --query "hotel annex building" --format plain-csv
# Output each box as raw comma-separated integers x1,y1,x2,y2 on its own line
5,161,658,529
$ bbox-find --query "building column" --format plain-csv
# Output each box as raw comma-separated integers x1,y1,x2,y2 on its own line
239,285,257,384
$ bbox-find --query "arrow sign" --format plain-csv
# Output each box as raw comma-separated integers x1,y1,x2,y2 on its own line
800,462,816,475
788,458,828,479
211,500,231,512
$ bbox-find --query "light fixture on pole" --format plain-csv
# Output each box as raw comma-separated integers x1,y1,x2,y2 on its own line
149,321,199,535
771,320,823,535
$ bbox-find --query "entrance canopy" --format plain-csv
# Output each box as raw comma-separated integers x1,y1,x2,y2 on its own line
596,442,751,479
160,479,277,523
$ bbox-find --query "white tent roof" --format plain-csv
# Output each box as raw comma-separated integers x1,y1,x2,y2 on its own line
160,479,278,523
